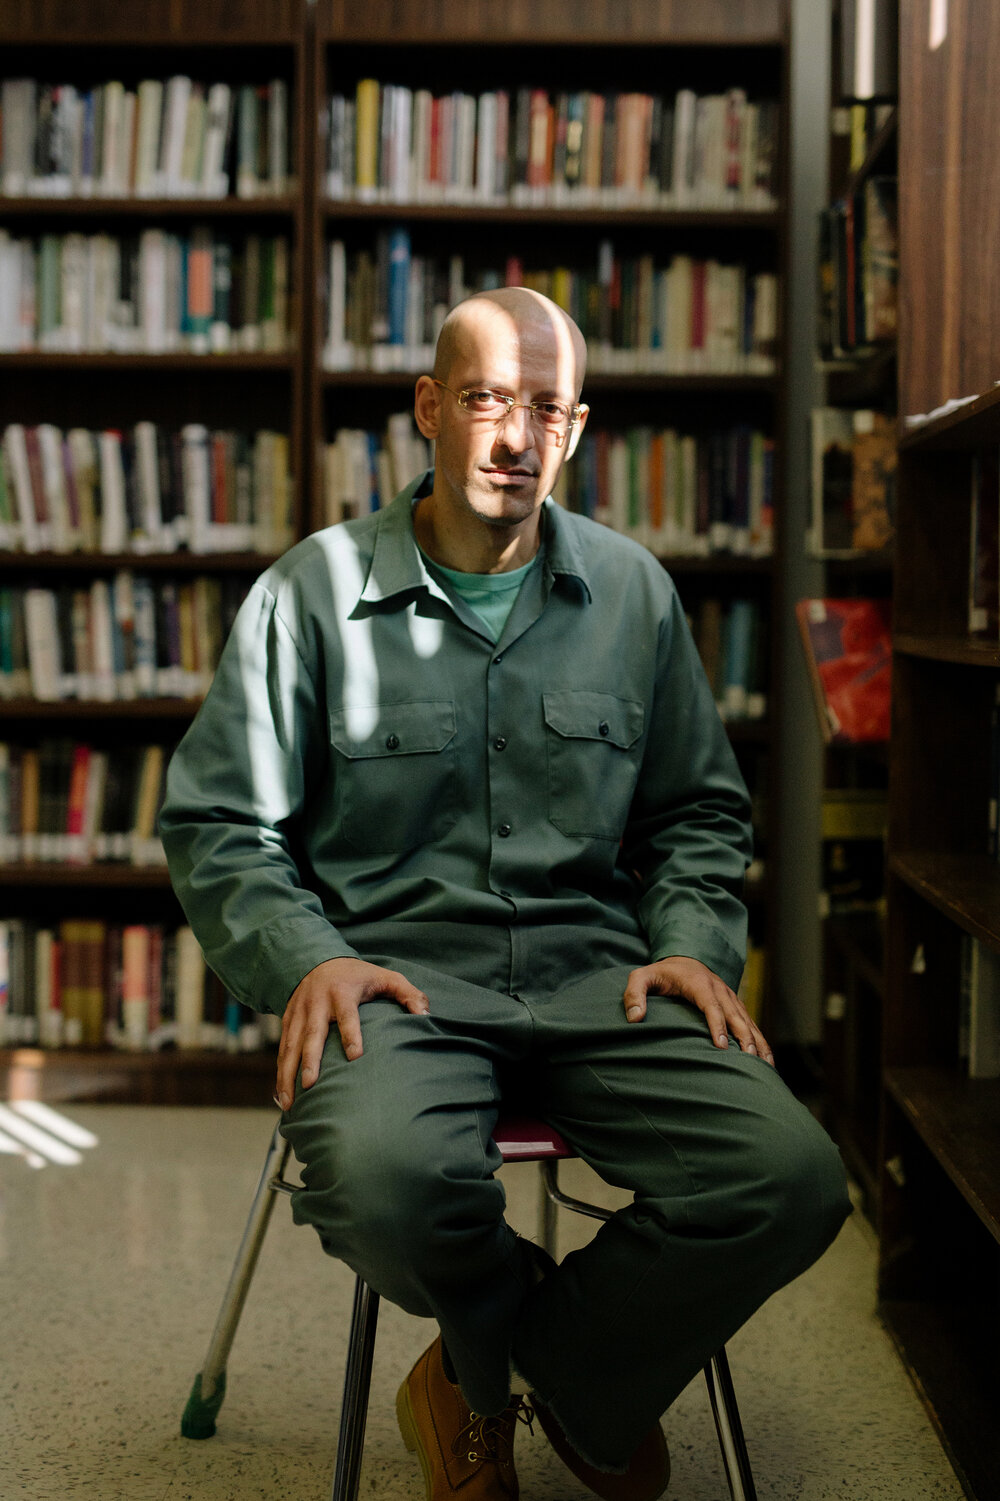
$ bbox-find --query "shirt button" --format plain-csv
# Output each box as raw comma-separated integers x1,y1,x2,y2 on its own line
493,653,504,664
493,735,507,751
385,733,400,750
598,720,610,737
498,823,512,837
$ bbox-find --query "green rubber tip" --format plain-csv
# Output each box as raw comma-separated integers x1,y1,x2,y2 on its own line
181,1369,227,1439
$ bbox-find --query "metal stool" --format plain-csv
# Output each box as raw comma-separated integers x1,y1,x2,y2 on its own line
181,1114,756,1501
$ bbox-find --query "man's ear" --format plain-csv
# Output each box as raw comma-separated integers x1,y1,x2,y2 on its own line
565,403,589,460
414,375,441,440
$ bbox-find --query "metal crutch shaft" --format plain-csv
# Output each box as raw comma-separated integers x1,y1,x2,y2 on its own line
181,1122,293,1438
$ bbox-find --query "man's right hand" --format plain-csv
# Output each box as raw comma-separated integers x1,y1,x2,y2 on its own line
275,957,429,1110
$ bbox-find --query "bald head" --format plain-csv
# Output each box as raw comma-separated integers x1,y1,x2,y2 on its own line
433,287,587,399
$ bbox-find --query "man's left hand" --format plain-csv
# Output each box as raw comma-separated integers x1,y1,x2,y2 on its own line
622,955,774,1066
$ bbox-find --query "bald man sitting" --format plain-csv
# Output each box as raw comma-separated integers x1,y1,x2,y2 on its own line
161,288,850,1500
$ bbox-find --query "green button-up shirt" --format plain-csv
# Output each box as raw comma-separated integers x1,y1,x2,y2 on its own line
159,471,752,1013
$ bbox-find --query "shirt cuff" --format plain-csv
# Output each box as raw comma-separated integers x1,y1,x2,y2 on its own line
649,922,745,994
249,911,361,1015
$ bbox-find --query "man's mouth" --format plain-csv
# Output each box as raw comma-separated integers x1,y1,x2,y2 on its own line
482,467,537,482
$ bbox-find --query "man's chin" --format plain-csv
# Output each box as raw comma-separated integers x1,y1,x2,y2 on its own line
468,488,540,527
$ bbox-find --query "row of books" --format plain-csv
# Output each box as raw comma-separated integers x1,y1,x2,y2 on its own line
322,416,774,558
1,422,294,556
323,233,779,375
817,176,897,360
0,740,170,866
0,574,247,703
0,229,291,354
687,596,768,724
562,425,774,558
323,414,431,525
326,83,779,210
1,76,293,200
809,407,895,555
0,918,280,1053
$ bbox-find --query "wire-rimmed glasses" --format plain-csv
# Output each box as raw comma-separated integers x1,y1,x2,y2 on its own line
432,380,585,439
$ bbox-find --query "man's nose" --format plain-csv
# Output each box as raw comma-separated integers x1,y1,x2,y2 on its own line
497,402,536,450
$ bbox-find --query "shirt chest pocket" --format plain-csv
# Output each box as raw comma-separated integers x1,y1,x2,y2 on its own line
543,690,645,841
329,700,459,854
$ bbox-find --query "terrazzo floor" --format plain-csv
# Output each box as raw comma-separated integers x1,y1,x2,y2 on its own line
0,1104,964,1501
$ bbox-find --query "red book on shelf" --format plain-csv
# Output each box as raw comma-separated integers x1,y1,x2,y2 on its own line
65,742,92,864
795,597,892,743
528,89,551,190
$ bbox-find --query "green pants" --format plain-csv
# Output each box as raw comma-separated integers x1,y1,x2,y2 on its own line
279,954,851,1471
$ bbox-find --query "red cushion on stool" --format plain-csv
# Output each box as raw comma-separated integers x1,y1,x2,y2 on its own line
493,1116,574,1161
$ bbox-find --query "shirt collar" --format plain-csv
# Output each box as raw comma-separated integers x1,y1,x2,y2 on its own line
358,469,593,606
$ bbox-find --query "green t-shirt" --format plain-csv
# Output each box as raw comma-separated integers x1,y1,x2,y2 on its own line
421,551,538,643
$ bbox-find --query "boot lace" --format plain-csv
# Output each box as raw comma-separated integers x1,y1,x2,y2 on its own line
453,1396,535,1466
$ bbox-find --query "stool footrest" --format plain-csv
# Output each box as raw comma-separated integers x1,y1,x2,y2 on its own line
181,1369,227,1439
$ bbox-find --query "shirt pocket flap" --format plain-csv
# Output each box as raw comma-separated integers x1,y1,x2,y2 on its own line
330,700,457,759
542,691,644,750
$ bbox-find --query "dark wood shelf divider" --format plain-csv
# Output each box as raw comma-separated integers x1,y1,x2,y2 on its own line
888,853,1000,954
0,863,175,888
0,699,201,720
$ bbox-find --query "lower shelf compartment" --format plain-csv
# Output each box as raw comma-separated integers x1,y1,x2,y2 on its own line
884,1065,1000,1239
0,1047,277,1106
880,1298,1000,1501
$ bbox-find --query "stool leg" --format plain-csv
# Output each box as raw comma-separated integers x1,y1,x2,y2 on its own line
331,1276,381,1501
181,1120,293,1439
704,1347,756,1501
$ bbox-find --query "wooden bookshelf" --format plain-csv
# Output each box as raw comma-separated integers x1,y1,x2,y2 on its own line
878,7,1000,1492
0,0,310,1079
0,0,791,1094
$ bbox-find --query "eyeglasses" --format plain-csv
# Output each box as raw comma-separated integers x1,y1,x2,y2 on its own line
432,380,585,437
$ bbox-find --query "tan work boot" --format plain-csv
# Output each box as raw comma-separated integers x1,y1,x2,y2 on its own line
396,1335,533,1499
532,1395,670,1501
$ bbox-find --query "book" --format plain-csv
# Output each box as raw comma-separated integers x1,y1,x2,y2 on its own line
819,789,887,916
796,597,892,743
839,0,898,103
959,936,1000,1079
984,687,990,864
850,410,896,550
969,448,1000,640
860,176,898,343
810,407,895,555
